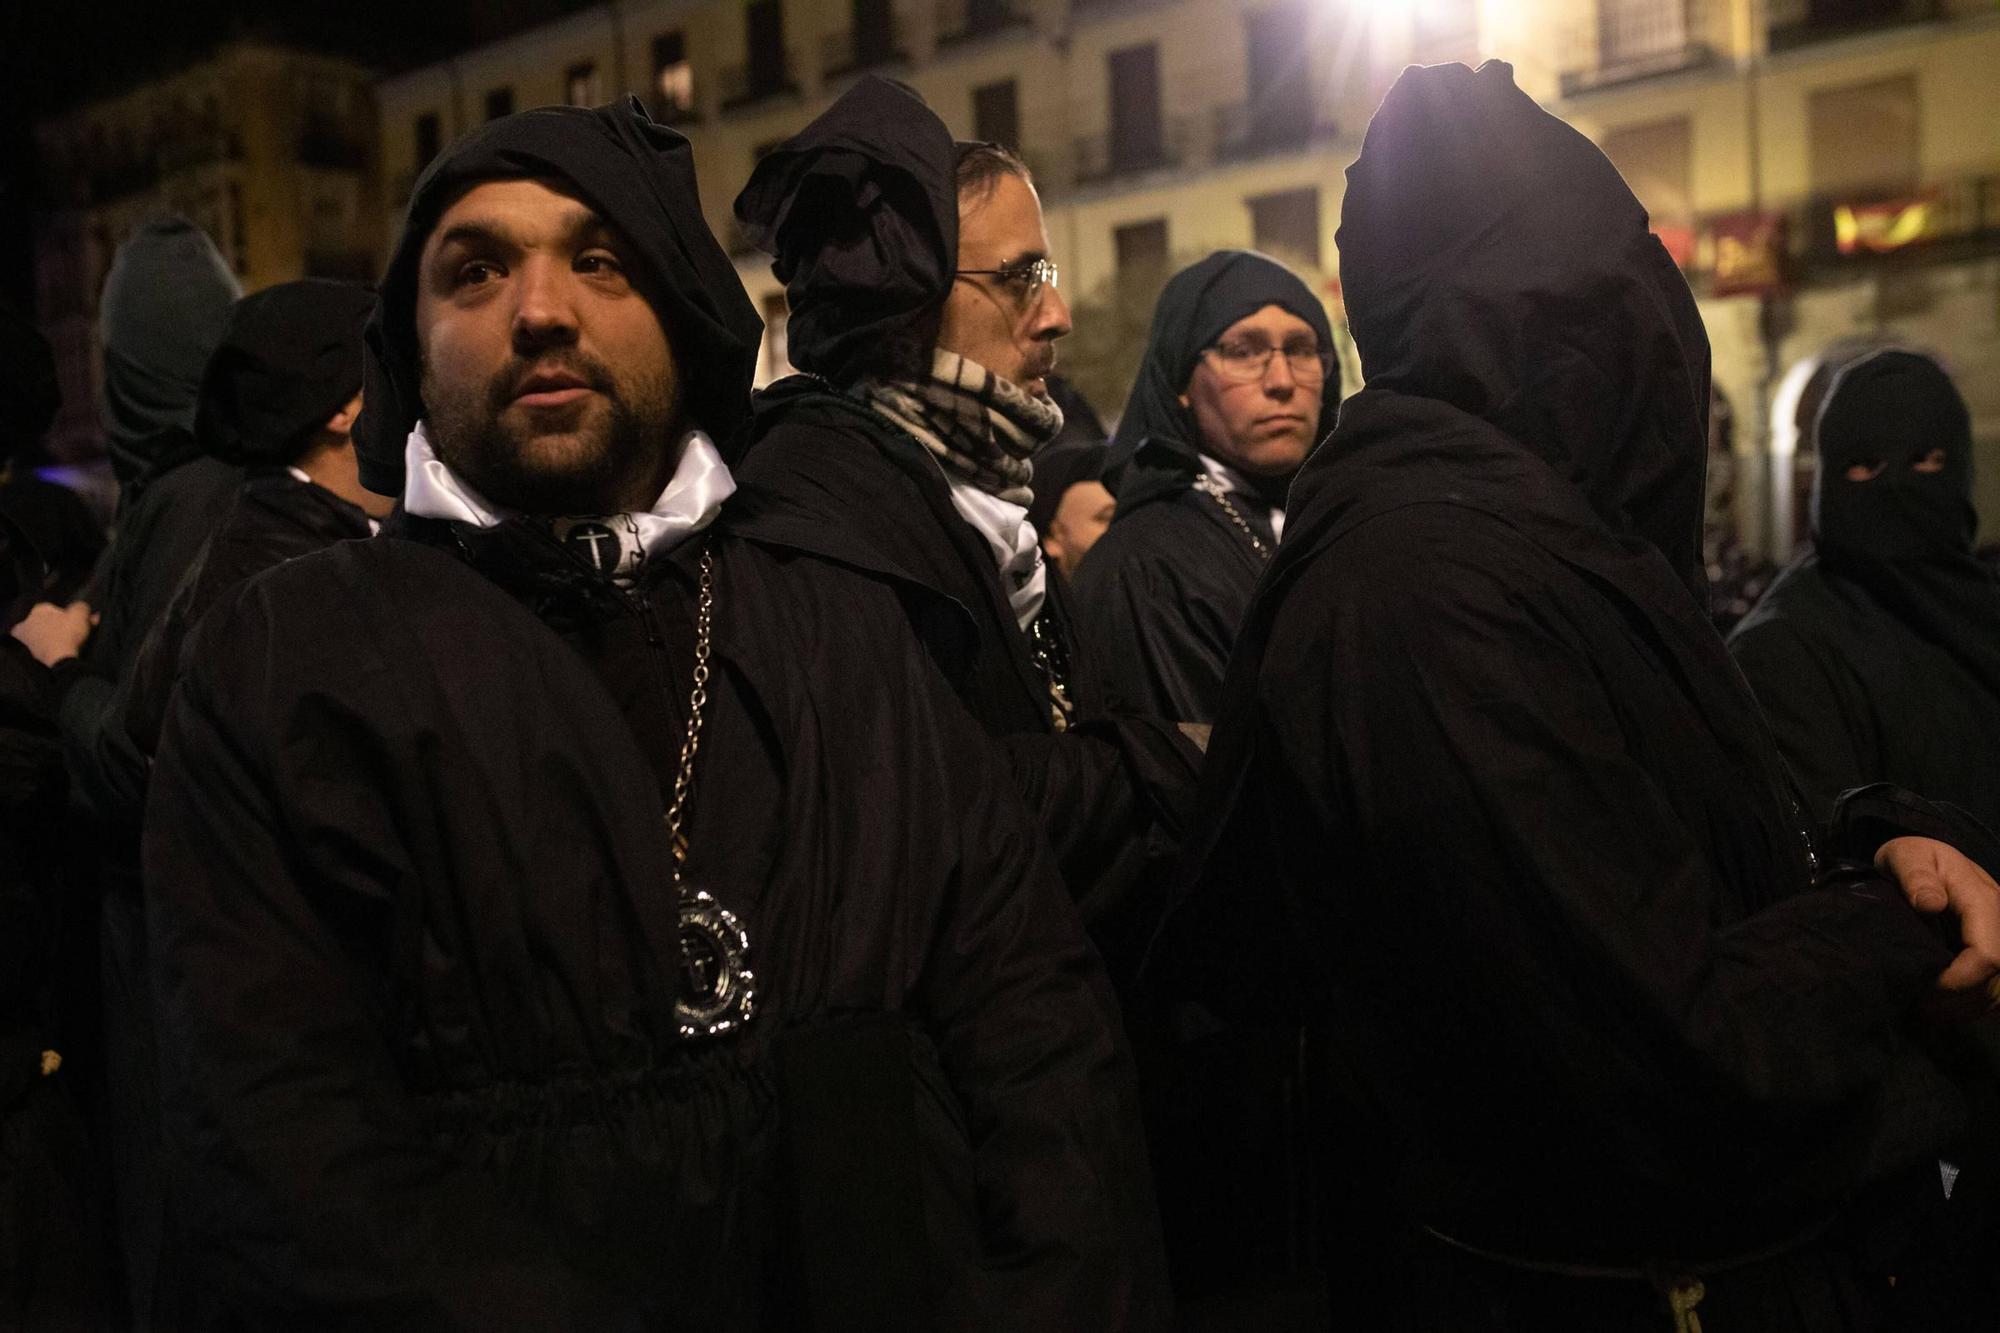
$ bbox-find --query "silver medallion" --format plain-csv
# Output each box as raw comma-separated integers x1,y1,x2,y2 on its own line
674,887,757,1039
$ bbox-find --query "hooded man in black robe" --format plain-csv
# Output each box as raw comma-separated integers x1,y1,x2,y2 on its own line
143,98,1165,1330
59,278,385,1329
729,76,1199,944
1071,251,1338,725
1160,61,2000,1329
73,217,244,679
1731,350,2000,832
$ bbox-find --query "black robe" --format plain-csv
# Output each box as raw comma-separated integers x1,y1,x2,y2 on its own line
1730,350,2000,832
732,379,1199,941
1067,486,1276,724
81,470,374,1329
142,509,1167,1330
1161,62,1978,1329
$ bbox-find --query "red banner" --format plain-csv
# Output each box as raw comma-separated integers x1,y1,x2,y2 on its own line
1708,211,1785,297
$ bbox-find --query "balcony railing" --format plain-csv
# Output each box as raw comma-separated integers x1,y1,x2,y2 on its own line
1558,0,1720,96
1071,117,1190,186
1767,0,1939,51
158,129,241,176
718,56,801,111
1211,103,1342,165
935,0,1032,46
821,19,910,77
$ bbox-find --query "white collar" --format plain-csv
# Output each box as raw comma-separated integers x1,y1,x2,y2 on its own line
1196,452,1285,542
401,421,735,568
940,473,1046,632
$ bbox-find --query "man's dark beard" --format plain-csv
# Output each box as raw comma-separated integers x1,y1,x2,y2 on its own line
424,350,677,515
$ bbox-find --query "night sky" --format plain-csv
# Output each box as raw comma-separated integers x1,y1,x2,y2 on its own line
0,0,588,311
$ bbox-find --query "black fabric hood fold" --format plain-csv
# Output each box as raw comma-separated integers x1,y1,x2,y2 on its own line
732,76,958,383
1330,59,1711,598
1107,251,1337,515
197,279,375,466
354,97,763,495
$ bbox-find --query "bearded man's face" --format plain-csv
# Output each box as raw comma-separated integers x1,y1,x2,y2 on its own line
414,177,681,514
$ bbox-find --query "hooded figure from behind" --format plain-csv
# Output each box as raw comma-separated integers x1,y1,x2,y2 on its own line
63,217,241,732
1069,250,1338,723
1158,61,1990,1329
1732,350,2000,829
73,279,382,1332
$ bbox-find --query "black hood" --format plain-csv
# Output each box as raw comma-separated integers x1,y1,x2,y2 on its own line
1813,349,1977,560
733,76,959,384
355,98,763,496
1334,60,1711,598
197,280,375,467
1107,250,1337,516
1809,349,2000,696
98,215,243,487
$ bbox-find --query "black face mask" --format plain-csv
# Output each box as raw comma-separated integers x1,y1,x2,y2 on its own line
1809,349,2000,697
1812,349,1977,563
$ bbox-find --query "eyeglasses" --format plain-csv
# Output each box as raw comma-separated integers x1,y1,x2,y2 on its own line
1202,339,1333,384
954,257,1059,304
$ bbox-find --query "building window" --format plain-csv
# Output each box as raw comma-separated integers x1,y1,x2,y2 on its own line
972,79,1019,150
1244,6,1312,144
1601,118,1693,221
851,0,896,65
1248,186,1321,269
484,86,515,121
1114,218,1170,278
565,61,599,107
1107,43,1165,173
653,31,694,116
414,112,441,172
1808,74,1918,196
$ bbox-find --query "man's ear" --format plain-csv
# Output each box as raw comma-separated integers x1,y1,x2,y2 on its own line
324,393,364,437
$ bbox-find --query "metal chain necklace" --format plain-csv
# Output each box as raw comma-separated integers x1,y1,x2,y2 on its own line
664,540,758,1040
1195,478,1273,562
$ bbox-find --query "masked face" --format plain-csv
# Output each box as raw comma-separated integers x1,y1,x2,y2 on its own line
1812,351,1976,562
415,178,682,515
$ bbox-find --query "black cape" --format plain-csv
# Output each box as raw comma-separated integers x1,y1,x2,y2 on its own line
1070,251,1335,724
1731,351,2000,830
1161,62,1973,1328
732,381,1201,948
143,509,1167,1329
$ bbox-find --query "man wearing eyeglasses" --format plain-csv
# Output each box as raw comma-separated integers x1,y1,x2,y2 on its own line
1071,251,1342,725
731,77,1202,969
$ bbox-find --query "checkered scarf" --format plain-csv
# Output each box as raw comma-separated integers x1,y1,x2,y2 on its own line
856,349,1064,505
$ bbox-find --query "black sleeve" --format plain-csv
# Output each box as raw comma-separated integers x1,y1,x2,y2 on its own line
143,589,628,1330
1729,616,1876,829
900,643,1171,1330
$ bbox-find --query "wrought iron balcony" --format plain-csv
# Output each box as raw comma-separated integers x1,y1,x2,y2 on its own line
935,0,1031,47
1070,117,1190,186
1211,103,1342,165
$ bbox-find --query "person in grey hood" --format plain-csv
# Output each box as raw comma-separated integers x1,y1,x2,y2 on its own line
15,218,243,731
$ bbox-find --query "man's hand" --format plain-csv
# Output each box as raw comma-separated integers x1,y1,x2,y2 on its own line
9,601,95,668
1877,835,2000,1018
